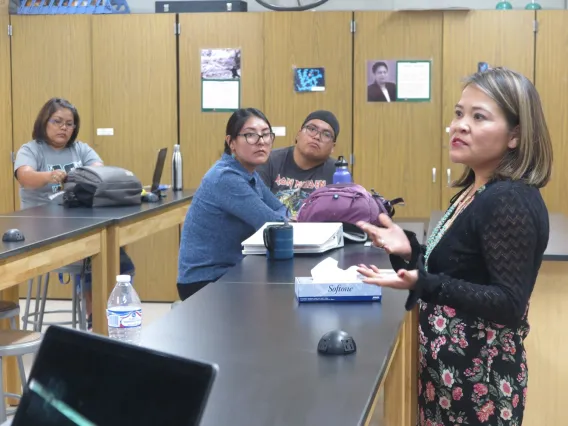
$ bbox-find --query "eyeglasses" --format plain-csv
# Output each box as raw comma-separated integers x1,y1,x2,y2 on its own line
48,118,76,129
238,132,275,145
303,124,334,143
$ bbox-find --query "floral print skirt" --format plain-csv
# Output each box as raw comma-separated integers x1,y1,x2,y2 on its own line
417,302,529,426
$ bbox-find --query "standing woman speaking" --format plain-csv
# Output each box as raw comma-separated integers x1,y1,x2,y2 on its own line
357,68,552,425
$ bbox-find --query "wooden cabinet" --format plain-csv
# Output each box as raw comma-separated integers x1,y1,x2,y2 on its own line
263,12,353,158
0,15,13,215
353,11,443,219
441,11,536,209
91,14,179,302
535,11,568,215
178,12,265,189
10,15,94,212
10,16,93,300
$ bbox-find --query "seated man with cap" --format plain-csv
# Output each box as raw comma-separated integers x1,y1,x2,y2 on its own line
257,110,339,216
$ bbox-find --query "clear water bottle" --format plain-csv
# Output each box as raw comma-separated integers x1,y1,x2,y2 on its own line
172,144,183,191
107,275,142,345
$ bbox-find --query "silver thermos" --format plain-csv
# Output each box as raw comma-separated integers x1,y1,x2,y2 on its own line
172,144,183,191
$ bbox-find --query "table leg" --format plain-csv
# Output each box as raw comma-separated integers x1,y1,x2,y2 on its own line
407,306,418,425
91,229,109,335
0,286,21,406
383,309,417,426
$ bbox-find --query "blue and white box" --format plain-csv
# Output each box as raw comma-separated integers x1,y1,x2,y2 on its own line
293,257,395,303
294,277,382,303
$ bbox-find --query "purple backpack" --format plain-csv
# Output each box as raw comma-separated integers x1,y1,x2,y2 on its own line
296,184,404,237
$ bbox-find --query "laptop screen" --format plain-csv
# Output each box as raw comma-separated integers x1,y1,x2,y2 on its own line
12,326,217,426
151,148,168,193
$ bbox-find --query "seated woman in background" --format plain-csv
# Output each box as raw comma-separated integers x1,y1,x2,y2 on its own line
14,97,135,329
177,108,288,301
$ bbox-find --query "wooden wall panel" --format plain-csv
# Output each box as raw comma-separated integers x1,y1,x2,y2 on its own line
178,12,265,189
11,15,93,300
92,14,178,302
353,11,443,218
0,15,13,215
442,11,536,209
535,11,568,215
263,12,353,159
523,262,568,426
11,15,93,210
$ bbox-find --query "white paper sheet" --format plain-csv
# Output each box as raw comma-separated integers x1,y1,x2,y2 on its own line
396,61,431,100
202,80,240,111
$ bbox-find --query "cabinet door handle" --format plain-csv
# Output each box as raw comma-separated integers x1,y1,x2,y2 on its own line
447,168,451,185
432,167,436,183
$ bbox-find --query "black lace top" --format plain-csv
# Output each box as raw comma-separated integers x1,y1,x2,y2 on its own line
391,179,550,328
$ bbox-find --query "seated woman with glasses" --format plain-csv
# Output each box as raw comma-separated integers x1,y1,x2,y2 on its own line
177,108,289,301
14,97,135,329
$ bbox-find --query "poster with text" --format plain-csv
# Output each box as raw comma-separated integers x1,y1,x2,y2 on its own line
396,61,431,102
366,60,397,103
294,67,325,92
200,48,241,112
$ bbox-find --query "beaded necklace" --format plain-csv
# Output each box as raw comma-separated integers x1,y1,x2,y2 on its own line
424,184,486,271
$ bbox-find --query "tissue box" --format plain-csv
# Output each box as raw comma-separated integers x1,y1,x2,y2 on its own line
294,277,382,303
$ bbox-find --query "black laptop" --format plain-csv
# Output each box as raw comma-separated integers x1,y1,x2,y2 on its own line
150,147,168,194
11,325,218,426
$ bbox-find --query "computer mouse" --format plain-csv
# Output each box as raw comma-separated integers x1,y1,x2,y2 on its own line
2,229,25,243
141,192,160,203
317,330,356,355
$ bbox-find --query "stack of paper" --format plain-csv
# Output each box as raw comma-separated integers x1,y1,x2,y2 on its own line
241,222,344,255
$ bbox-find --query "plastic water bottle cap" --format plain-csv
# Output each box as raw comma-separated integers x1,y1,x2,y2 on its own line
116,275,131,283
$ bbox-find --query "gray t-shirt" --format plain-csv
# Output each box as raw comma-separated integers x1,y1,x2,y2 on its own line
14,140,103,209
257,146,335,216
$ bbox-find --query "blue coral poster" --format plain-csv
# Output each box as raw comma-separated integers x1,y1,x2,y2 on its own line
294,67,325,92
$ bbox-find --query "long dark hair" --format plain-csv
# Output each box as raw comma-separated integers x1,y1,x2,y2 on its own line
32,98,81,148
224,108,272,155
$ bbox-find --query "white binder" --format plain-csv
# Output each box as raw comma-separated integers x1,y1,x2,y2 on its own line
241,222,344,255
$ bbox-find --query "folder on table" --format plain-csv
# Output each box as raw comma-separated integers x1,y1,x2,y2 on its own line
241,222,344,255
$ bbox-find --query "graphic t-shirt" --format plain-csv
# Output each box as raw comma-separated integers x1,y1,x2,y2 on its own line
14,140,103,209
257,146,335,216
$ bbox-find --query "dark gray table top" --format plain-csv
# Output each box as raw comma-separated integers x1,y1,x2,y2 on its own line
220,242,394,284
5,189,195,222
0,189,194,259
0,216,110,260
141,280,408,426
429,210,568,261
220,220,425,284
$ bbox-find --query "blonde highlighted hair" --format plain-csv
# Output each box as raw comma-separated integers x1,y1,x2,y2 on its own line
454,67,553,189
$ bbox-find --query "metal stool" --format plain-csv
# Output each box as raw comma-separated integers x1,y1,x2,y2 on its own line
0,330,42,422
22,261,88,332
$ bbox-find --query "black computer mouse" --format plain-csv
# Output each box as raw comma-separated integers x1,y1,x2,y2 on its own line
2,229,25,243
317,330,356,355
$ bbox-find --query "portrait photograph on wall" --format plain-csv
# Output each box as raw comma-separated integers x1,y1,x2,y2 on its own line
366,59,397,103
